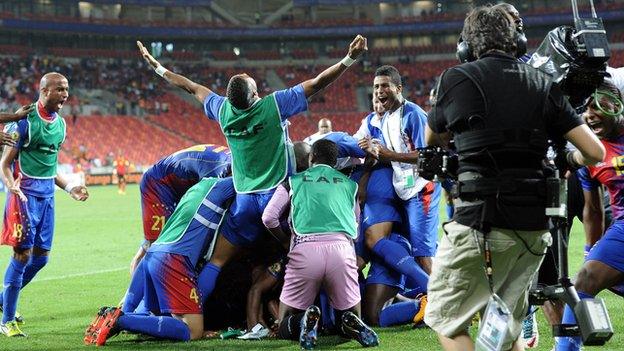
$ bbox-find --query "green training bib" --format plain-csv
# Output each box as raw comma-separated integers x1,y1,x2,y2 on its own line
290,165,358,238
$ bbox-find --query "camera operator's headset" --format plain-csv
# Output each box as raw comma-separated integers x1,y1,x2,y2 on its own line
456,28,528,63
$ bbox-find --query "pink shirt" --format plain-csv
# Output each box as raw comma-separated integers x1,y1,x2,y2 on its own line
261,183,360,248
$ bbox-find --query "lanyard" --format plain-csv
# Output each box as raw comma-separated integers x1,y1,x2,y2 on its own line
483,231,495,294
383,102,405,153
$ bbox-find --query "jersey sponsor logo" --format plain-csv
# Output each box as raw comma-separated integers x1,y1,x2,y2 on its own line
224,123,265,137
302,175,344,184
611,155,624,176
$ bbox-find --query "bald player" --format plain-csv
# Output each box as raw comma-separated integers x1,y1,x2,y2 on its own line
304,118,333,145
0,73,89,338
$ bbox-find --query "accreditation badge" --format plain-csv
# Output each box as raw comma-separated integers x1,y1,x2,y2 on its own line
402,168,415,189
476,294,511,351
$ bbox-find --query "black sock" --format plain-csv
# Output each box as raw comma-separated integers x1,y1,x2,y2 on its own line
278,312,305,340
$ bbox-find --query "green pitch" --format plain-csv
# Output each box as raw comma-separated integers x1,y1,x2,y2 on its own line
0,184,622,350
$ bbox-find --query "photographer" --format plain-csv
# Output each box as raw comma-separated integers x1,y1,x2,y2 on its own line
423,5,604,351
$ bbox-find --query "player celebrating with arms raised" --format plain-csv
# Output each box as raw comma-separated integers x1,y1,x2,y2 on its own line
137,35,367,304
0,72,89,337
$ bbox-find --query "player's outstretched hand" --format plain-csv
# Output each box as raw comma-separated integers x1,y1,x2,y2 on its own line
9,173,27,202
14,104,34,118
348,35,368,60
136,41,160,70
70,185,89,201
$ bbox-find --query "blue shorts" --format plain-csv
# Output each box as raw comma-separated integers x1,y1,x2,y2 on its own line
362,166,401,232
586,220,624,274
143,251,202,315
17,195,55,250
365,233,410,290
220,191,275,247
401,182,441,257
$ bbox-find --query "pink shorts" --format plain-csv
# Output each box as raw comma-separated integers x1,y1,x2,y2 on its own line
280,234,360,311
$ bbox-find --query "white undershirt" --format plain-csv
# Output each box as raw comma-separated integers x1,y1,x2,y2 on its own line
381,106,428,200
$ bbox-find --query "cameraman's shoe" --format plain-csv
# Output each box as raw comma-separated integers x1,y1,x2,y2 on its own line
341,311,379,347
300,305,320,350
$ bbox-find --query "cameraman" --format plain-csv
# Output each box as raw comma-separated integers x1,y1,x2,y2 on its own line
423,5,604,351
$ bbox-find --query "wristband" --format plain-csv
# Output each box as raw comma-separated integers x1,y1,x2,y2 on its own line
340,55,356,67
155,65,169,77
64,183,75,193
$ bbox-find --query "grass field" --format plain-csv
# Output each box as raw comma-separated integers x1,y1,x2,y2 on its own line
0,184,621,351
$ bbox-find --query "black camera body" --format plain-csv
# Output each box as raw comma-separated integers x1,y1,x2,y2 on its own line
416,146,458,181
529,1,610,108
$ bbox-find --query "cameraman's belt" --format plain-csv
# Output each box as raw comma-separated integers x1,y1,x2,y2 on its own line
458,178,545,196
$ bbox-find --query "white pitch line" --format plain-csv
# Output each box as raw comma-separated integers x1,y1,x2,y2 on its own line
32,267,127,283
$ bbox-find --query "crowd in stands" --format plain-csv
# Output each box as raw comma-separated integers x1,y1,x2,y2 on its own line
3,1,622,30
2,30,624,173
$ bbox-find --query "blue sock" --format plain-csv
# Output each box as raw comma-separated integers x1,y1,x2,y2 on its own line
118,313,190,341
319,290,335,330
21,255,48,287
583,244,591,257
0,255,44,307
122,260,146,313
197,263,221,304
2,258,27,323
555,291,593,351
379,300,419,327
371,238,429,289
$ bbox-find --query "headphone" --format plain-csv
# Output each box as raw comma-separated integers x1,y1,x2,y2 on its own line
456,27,528,63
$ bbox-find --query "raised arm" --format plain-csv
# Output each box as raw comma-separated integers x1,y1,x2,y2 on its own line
301,35,367,99
137,41,212,104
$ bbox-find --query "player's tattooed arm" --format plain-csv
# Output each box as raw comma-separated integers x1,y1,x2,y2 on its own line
301,34,367,99
137,41,212,104
0,104,34,124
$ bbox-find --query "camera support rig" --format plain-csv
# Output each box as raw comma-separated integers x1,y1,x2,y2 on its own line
529,165,613,345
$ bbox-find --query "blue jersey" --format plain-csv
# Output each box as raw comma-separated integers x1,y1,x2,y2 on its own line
4,120,55,198
380,99,428,152
577,134,624,221
321,131,366,170
149,177,236,266
354,112,384,142
322,132,366,159
148,144,231,184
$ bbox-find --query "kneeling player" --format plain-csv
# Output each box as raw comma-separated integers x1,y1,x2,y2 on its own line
85,177,235,346
264,140,378,350
123,144,230,313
